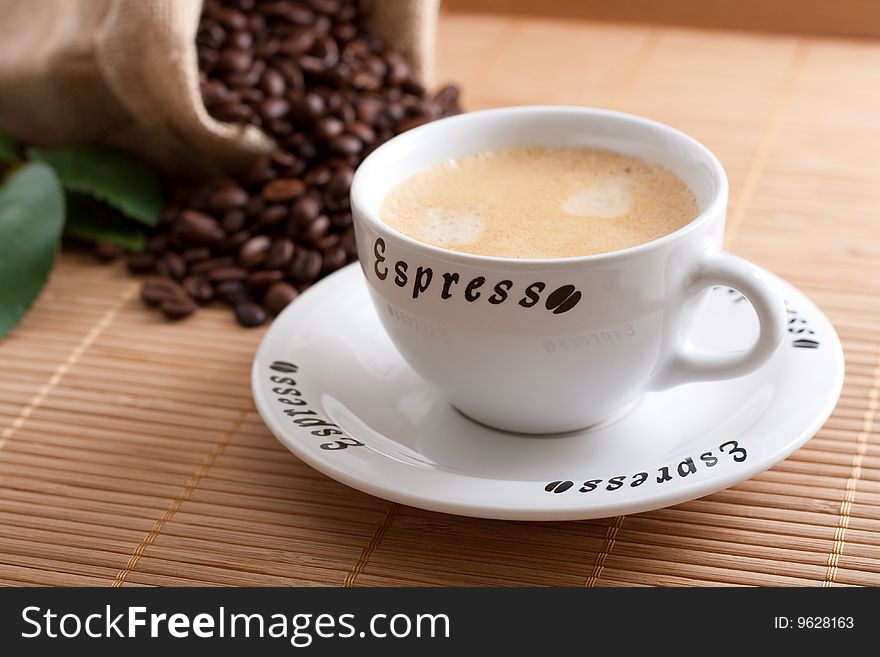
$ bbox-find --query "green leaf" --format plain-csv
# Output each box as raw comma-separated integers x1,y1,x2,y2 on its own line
64,193,146,252
27,144,162,226
0,131,18,164
0,162,65,339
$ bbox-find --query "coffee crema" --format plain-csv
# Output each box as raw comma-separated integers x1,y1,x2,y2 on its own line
379,146,699,259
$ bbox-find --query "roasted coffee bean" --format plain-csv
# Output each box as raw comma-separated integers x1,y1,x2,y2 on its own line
264,237,295,269
235,301,268,327
215,6,247,30
259,97,290,120
280,28,315,56
329,211,352,229
434,83,460,110
270,150,297,169
161,296,199,320
239,85,265,105
183,275,215,303
304,165,332,186
315,116,344,140
198,46,220,71
289,92,325,121
178,210,225,245
227,29,253,50
157,252,186,281
141,277,185,306
126,253,157,274
228,63,266,89
329,134,362,155
243,161,276,188
243,195,266,217
201,78,232,104
348,121,375,144
315,233,341,249
326,166,354,198
209,265,248,283
221,209,247,233
254,36,281,59
264,281,299,315
311,12,331,36
218,47,252,73
189,255,235,274
351,70,380,91
216,280,249,305
247,269,284,290
210,180,249,211
239,235,272,266
262,178,305,202
259,68,286,96
211,101,249,122
198,21,226,50
218,229,250,253
289,249,322,282
309,0,341,16
251,204,285,230
182,247,212,264
303,215,330,242
277,60,305,91
298,55,327,78
321,246,347,273
404,79,426,96
332,22,357,44
355,95,383,123
290,196,320,224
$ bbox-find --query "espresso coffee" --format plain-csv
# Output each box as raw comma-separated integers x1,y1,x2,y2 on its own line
379,146,699,258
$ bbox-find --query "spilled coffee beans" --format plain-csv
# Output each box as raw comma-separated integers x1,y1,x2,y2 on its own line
121,0,461,327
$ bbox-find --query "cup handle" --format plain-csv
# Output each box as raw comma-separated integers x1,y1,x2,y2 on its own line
649,253,787,390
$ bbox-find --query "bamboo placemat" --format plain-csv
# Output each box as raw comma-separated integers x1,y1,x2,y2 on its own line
1,12,879,587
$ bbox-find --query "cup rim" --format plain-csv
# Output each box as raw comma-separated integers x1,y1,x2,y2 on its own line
350,105,728,266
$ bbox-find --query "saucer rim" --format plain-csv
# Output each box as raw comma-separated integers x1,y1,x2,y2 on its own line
251,264,845,521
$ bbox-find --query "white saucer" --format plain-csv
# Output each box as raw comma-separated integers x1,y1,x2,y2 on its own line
252,264,843,521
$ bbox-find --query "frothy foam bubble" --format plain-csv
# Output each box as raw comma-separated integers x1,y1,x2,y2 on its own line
417,207,484,246
562,179,630,218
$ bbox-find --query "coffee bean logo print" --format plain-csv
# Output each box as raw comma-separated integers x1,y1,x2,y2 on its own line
270,360,299,373
545,285,582,315
545,480,574,494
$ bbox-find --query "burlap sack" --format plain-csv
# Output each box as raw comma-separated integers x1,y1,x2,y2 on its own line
0,0,439,175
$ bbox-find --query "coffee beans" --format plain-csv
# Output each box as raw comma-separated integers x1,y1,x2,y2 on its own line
234,301,268,327
141,277,185,306
261,178,306,202
178,210,225,245
129,0,461,326
239,235,272,266
161,296,199,320
209,180,249,212
264,281,299,315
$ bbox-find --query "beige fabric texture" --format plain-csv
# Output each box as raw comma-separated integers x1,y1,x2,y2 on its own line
0,0,438,175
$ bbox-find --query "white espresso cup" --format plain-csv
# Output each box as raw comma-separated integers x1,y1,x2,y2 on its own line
351,106,786,434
